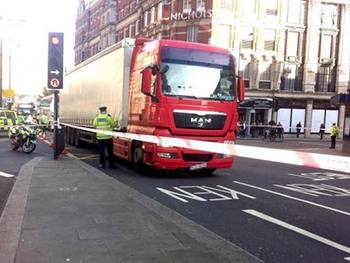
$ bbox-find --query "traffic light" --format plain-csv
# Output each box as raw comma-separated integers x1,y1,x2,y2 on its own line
48,32,64,90
274,98,280,112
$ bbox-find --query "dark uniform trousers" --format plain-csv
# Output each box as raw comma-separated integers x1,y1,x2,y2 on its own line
98,138,114,168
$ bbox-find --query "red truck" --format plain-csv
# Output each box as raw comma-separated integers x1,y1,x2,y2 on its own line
60,38,244,174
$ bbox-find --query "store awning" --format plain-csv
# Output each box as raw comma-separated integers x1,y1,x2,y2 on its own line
239,98,272,109
330,94,350,105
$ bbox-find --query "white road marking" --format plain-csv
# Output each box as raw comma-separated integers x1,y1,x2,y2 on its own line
233,181,350,216
243,209,350,260
0,171,15,178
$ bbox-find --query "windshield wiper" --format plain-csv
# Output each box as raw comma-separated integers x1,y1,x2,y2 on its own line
177,95,198,100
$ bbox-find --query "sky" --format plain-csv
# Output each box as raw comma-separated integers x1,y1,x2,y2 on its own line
0,0,79,96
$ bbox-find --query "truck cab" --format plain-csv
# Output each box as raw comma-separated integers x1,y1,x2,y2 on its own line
115,39,244,173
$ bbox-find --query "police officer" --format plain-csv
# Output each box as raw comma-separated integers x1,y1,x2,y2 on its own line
40,112,49,140
93,106,117,169
329,123,339,149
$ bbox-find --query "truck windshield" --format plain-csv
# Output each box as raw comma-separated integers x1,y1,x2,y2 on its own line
161,63,235,101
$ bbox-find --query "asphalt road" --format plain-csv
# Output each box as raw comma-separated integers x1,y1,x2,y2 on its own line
1,135,350,263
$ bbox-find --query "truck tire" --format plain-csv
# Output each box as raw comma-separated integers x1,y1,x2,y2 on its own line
74,130,84,148
132,141,145,173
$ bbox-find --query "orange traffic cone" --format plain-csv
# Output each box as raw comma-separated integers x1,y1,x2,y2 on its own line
49,136,54,147
42,135,47,140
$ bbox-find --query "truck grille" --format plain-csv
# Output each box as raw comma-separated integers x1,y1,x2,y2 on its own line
182,153,213,162
173,110,226,130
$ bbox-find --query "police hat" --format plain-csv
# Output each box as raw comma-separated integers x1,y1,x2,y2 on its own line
99,106,107,111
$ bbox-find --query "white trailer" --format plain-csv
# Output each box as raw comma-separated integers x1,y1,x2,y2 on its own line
60,39,135,146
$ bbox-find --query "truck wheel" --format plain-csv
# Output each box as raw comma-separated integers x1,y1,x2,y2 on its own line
71,129,76,146
74,130,83,148
132,141,145,173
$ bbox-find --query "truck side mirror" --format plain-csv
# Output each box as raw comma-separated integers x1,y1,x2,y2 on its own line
237,77,245,102
141,68,152,95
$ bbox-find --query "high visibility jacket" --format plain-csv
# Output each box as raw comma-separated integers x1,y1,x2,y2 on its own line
93,113,115,140
330,125,339,136
41,114,49,124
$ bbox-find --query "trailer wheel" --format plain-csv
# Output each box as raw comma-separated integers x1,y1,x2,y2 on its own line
74,130,83,148
132,141,145,173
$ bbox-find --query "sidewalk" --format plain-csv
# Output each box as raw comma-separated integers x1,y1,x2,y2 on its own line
0,156,263,263
236,135,348,157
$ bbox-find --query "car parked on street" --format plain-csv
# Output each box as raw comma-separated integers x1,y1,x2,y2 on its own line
0,109,18,136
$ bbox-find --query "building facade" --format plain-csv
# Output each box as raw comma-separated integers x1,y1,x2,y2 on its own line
74,0,350,137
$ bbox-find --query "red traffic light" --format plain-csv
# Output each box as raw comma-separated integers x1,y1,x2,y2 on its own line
51,36,60,45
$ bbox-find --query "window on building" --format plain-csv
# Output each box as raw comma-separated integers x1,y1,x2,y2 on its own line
316,66,336,93
197,0,205,11
242,0,255,19
144,11,149,27
320,34,332,59
187,26,198,42
129,23,133,37
259,63,271,89
183,0,192,13
123,27,128,39
220,0,232,10
150,7,155,24
285,31,300,57
264,29,275,51
157,2,163,20
286,0,305,24
135,19,139,34
321,4,339,27
239,61,250,89
266,0,278,16
281,64,297,91
218,24,231,48
241,28,254,49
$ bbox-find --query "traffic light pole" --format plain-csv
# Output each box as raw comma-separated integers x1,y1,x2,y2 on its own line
53,90,59,160
47,32,64,160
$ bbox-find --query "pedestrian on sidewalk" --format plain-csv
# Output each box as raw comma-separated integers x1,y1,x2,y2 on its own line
241,121,246,138
93,106,118,169
329,123,339,149
319,123,325,140
296,121,302,138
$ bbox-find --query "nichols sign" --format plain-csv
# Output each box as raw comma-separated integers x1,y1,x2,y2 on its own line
171,10,212,21
239,99,272,109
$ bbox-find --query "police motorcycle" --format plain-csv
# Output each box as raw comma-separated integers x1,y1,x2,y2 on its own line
8,121,41,154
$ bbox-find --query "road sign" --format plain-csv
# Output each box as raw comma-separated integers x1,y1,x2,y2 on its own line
2,89,15,98
47,32,64,90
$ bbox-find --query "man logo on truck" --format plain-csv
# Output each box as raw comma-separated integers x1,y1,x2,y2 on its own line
191,117,212,128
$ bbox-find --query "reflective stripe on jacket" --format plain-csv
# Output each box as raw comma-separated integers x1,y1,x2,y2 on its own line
93,113,115,140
